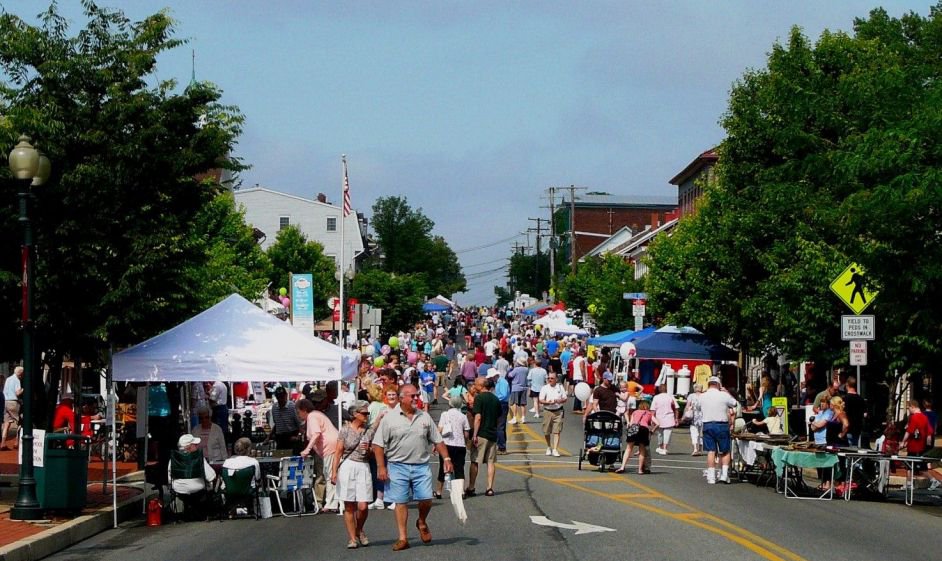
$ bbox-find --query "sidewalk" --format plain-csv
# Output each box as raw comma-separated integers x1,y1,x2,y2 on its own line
0,447,146,561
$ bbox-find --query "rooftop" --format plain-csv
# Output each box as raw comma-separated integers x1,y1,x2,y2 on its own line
562,192,677,207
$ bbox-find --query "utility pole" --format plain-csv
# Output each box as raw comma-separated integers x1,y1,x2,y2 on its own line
528,217,546,300
547,187,556,296
564,185,587,272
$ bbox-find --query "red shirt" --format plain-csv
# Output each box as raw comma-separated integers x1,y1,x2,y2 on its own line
52,403,76,433
905,411,933,454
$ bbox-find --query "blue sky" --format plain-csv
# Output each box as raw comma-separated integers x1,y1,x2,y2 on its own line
7,0,929,304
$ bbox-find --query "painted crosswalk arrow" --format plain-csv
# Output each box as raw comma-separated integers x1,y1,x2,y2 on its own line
530,515,616,535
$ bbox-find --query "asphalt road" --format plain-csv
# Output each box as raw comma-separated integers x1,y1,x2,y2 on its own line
48,404,942,561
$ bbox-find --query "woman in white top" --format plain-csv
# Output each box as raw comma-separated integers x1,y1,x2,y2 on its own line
190,405,228,462
434,394,470,498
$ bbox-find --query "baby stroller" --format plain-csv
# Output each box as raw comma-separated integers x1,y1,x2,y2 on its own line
579,411,623,472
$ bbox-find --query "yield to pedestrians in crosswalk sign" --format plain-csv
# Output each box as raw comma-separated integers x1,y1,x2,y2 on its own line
829,263,878,314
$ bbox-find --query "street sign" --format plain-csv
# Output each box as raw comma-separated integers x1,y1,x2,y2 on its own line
830,263,878,314
634,315,643,332
632,299,646,317
841,315,875,341
623,292,647,300
327,296,340,310
849,340,867,366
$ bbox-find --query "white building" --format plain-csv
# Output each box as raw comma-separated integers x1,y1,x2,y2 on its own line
234,187,366,274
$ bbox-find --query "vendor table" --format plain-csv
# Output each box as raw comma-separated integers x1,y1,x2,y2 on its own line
771,447,837,500
835,449,889,502
888,454,934,506
733,435,789,486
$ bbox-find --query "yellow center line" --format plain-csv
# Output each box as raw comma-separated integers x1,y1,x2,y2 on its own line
496,463,809,561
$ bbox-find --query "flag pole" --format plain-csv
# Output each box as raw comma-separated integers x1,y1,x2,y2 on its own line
338,155,348,428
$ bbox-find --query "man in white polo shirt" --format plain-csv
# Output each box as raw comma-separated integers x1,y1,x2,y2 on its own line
698,376,738,484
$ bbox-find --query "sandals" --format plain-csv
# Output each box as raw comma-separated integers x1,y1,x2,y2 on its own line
358,533,370,546
392,539,410,551
416,519,432,543
347,540,359,549
464,488,476,497
614,468,626,474
485,488,495,496
432,492,442,499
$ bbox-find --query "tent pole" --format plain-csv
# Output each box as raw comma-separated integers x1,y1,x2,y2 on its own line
109,341,118,528
142,383,149,514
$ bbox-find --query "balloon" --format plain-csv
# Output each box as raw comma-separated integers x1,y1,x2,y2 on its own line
361,345,375,357
407,351,418,365
619,342,637,360
381,344,391,356
373,357,385,368
279,287,287,296
574,382,593,403
388,336,399,349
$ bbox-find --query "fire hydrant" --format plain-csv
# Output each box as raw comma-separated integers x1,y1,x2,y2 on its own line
147,497,163,527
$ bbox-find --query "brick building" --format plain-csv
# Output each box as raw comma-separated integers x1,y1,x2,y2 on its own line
558,193,677,261
669,147,718,218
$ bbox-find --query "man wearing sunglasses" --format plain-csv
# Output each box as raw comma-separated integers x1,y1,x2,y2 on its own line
373,384,453,551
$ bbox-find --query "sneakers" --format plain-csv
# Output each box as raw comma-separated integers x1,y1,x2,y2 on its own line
368,499,385,510
546,447,553,456
552,449,560,457
508,418,517,425
655,448,667,455
718,473,730,484
707,476,717,485
529,407,537,413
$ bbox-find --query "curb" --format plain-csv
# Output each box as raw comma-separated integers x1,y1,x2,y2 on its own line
0,486,146,561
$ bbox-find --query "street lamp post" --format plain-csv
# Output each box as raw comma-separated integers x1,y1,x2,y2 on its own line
8,135,51,521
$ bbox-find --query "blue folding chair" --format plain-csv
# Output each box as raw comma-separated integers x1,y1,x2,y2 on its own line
266,456,318,516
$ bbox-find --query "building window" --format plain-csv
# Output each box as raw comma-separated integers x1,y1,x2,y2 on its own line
279,216,290,230
327,217,337,232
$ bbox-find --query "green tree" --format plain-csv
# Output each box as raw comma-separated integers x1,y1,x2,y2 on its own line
493,285,512,307
508,252,550,298
348,269,426,336
369,196,466,297
189,192,270,305
646,6,942,420
0,3,244,366
266,226,336,311
559,254,642,334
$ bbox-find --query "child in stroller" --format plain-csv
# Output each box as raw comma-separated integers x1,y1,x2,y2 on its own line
579,411,623,472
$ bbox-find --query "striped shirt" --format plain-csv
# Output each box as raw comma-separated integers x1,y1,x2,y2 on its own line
269,401,301,436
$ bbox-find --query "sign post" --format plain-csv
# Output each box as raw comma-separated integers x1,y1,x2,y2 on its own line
632,299,646,333
831,264,878,397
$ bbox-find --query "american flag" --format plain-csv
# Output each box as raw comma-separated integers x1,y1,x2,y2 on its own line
342,156,352,217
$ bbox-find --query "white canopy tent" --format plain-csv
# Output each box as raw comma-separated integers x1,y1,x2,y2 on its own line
113,293,360,382
108,293,360,524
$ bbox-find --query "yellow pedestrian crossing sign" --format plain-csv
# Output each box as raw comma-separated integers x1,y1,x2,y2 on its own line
830,263,878,314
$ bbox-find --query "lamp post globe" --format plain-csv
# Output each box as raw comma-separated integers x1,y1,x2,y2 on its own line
9,135,39,179
8,134,48,521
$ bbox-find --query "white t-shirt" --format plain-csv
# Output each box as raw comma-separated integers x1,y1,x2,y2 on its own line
698,388,738,423
572,356,586,382
539,384,567,411
210,381,228,407
221,455,261,485
438,408,470,448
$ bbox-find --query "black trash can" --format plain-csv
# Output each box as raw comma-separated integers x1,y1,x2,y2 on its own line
36,433,90,511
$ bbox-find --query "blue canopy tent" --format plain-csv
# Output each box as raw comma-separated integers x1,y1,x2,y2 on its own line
587,326,656,347
520,302,551,316
631,326,737,361
422,302,450,312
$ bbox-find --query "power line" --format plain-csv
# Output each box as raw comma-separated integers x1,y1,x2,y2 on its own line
454,232,525,254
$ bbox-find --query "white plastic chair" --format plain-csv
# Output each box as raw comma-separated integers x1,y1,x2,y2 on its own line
266,456,318,516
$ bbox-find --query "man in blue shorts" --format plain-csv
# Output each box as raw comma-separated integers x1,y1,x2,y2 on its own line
373,384,453,551
698,376,738,484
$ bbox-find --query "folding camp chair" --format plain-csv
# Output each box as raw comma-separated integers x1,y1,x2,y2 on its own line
222,465,261,519
169,448,215,521
266,456,318,516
